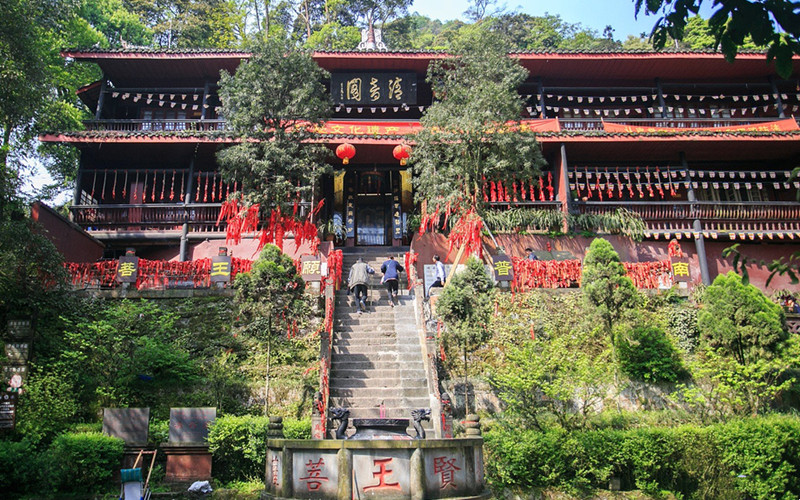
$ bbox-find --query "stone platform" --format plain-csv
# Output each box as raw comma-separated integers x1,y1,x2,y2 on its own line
263,438,488,500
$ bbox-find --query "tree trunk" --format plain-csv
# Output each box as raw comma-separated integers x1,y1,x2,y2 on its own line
463,343,469,415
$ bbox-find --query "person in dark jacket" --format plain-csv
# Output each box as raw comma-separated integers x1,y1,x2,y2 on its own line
380,255,404,307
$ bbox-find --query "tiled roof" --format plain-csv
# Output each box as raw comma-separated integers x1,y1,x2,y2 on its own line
41,129,800,142
63,47,777,57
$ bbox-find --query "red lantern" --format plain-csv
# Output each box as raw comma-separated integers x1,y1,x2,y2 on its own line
392,144,412,166
336,143,355,165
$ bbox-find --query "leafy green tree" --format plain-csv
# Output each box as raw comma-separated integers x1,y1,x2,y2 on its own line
617,325,686,383
492,326,611,430
581,238,638,341
581,238,638,405
635,0,799,78
697,272,786,365
676,336,800,419
233,244,309,414
436,256,493,415
412,26,545,213
493,13,621,51
217,36,330,210
58,300,199,416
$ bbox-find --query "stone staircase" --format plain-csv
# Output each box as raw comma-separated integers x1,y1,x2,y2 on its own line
328,248,434,436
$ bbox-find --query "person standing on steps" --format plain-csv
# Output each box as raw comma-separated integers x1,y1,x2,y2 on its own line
380,255,404,307
427,254,446,298
347,257,374,314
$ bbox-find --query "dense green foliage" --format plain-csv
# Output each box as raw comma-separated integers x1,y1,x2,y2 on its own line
582,238,639,338
635,0,798,78
617,325,686,383
411,27,545,212
486,414,800,499
698,272,787,365
217,38,331,210
0,432,123,496
437,256,494,413
208,415,311,482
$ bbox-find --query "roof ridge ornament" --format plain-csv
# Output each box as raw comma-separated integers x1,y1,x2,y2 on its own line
357,27,387,51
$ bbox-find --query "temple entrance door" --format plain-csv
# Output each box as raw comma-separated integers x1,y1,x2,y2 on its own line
355,170,390,246
356,203,387,245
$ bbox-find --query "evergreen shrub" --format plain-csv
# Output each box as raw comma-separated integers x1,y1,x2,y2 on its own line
617,325,686,382
0,439,40,496
43,432,124,494
485,415,800,499
208,415,270,481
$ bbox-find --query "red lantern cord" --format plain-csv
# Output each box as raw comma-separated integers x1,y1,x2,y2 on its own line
211,173,217,202
169,170,176,200
90,170,97,200
112,170,118,200
101,170,107,201
151,170,157,202
482,177,489,202
490,181,497,202
122,170,128,199
203,174,209,202
133,171,139,202
218,175,224,201
547,172,555,201
512,180,519,202
196,172,201,202
529,180,535,200
160,170,166,200
605,169,613,198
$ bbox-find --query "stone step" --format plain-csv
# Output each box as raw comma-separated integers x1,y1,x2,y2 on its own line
330,352,400,363
329,386,430,398
329,377,428,389
332,344,421,355
333,333,419,347
330,367,425,377
333,327,397,335
328,396,431,409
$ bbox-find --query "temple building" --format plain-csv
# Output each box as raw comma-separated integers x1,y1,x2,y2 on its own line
40,48,800,291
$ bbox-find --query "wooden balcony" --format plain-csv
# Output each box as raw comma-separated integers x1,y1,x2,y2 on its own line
82,119,228,132
70,203,224,234
576,201,800,236
560,117,796,132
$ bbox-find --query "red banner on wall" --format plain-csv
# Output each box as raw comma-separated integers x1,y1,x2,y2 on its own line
602,118,799,133
312,119,561,136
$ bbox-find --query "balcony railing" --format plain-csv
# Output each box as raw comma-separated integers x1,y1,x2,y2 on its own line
576,200,800,234
82,119,228,132
559,117,796,131
79,117,798,134
70,203,223,233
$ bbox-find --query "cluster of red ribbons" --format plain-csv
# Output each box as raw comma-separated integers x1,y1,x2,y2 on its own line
195,172,237,203
64,257,253,290
511,258,582,291
64,260,118,287
446,209,484,259
667,239,684,258
327,250,343,292
217,200,323,253
571,167,679,201
510,257,673,291
404,251,419,290
483,173,555,203
418,199,461,235
623,261,673,289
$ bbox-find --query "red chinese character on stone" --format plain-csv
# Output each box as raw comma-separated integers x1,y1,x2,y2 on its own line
271,457,280,485
363,458,401,491
299,458,328,491
433,456,460,489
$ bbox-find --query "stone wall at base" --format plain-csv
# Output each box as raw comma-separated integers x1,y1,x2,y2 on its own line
263,438,487,500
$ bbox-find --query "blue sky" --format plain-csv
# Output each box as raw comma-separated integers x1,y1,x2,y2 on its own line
410,0,714,40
